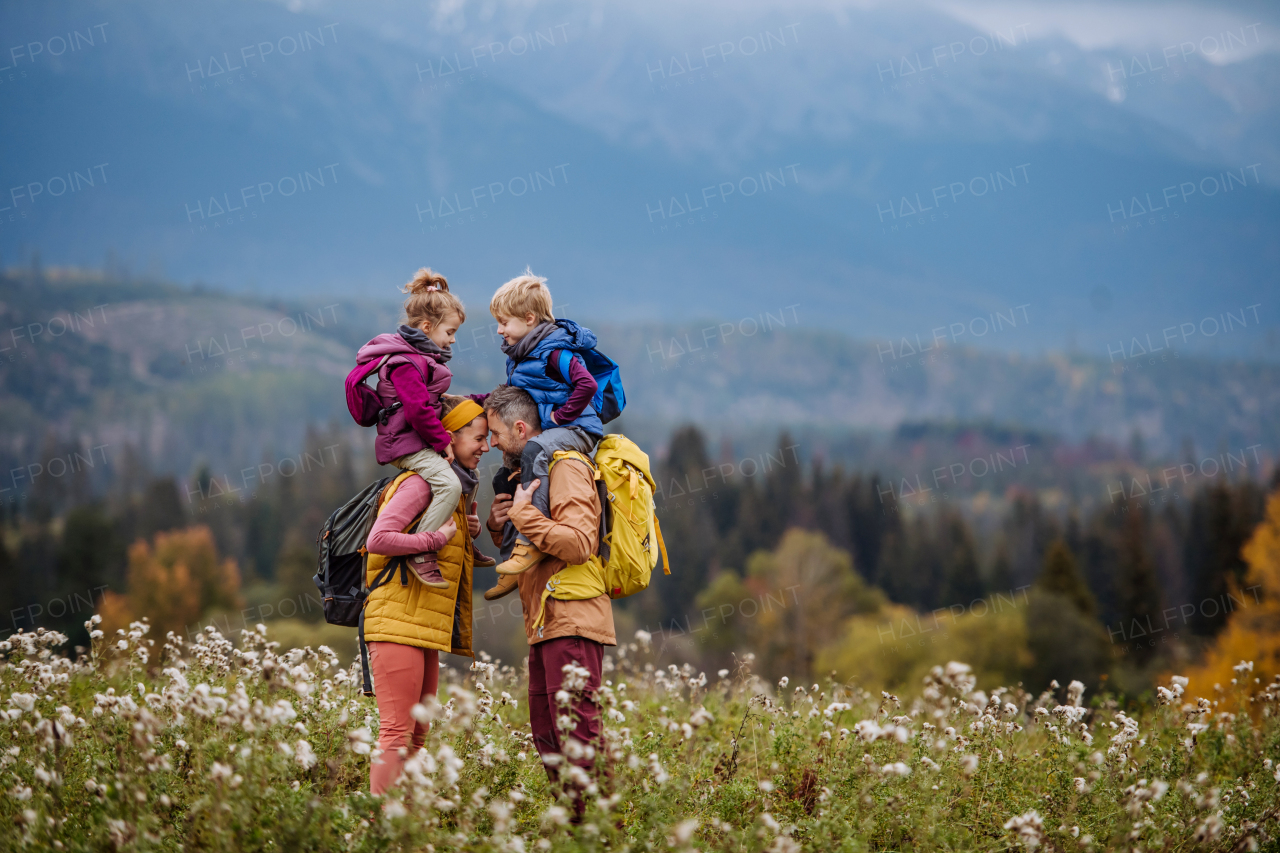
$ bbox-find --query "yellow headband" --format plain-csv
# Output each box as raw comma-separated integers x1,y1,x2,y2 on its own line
440,399,485,433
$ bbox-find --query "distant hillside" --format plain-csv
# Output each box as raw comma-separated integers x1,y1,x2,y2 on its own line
2,270,1275,507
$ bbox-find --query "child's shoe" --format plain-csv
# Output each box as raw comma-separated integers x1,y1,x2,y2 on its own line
410,552,449,588
494,541,545,575
473,550,497,567
483,572,519,601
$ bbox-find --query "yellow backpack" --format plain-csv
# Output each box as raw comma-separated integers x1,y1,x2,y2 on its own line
532,434,670,634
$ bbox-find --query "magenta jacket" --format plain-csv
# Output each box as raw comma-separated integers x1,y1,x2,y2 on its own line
355,333,453,464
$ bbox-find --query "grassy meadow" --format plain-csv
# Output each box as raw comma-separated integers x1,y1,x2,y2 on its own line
1,619,1277,852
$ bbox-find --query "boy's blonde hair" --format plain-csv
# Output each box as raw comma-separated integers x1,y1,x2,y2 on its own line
490,268,553,323
403,267,466,331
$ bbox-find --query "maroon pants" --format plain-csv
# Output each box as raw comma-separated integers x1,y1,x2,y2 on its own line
527,636,605,812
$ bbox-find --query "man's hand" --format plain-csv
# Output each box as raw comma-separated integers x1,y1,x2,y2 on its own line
467,501,482,538
513,479,540,512
488,494,513,531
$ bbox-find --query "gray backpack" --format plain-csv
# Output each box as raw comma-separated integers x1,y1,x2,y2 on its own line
313,477,396,627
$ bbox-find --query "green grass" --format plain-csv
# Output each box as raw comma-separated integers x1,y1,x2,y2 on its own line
1,622,1277,852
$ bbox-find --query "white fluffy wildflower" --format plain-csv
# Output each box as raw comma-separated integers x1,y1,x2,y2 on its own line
8,693,36,713
295,739,317,770
437,743,464,787
1109,712,1140,758
561,662,591,692
648,752,669,785
961,754,980,777
1194,814,1223,843
1004,809,1045,850
668,818,699,846
347,726,373,755
541,805,570,827
1123,779,1168,816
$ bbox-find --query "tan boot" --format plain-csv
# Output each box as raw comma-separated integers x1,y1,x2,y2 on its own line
483,572,519,601
494,541,545,575
473,550,497,567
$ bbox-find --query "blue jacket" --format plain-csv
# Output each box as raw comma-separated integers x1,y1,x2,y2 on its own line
505,320,604,437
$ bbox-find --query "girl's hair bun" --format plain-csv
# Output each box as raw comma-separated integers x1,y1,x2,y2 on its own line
404,267,450,295
402,267,465,330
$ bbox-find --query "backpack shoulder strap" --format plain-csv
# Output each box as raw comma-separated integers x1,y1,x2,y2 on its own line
653,515,671,575
548,449,598,477
383,352,432,385
557,349,575,385
379,471,417,508
550,450,608,559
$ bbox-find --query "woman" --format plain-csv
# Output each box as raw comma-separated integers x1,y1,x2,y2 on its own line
362,393,490,794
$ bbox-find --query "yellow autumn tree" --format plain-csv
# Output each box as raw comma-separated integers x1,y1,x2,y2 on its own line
98,526,243,641
733,529,884,681
1181,490,1280,700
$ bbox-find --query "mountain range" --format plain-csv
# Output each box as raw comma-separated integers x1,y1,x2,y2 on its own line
0,0,1277,361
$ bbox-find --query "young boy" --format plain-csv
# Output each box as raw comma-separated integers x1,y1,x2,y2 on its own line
486,270,605,589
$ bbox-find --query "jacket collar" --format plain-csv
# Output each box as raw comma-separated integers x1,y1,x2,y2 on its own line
501,321,560,362
398,324,453,363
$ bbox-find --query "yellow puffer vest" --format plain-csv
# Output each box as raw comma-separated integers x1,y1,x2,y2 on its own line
362,472,473,657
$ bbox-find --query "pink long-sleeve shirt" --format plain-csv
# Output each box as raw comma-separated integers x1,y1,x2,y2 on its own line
366,476,451,556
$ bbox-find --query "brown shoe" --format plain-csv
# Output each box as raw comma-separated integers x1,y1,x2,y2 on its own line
483,573,519,601
410,553,449,588
473,551,497,567
494,541,545,576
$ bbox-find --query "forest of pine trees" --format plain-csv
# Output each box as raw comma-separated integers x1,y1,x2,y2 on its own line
0,422,1273,693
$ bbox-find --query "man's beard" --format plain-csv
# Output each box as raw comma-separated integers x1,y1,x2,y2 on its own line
503,451,521,471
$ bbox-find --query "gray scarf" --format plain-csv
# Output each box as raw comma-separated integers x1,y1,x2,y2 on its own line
399,324,453,363
500,321,558,362
451,460,479,497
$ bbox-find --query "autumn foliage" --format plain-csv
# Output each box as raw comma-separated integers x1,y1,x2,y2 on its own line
1182,490,1280,701
98,526,243,640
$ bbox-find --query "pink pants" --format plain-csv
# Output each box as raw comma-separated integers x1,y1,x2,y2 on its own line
368,641,439,794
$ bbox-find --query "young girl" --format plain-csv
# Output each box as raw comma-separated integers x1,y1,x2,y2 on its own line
348,268,494,584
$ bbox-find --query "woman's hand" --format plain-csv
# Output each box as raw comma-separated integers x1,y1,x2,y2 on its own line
436,517,458,542
467,501,482,537
443,443,456,463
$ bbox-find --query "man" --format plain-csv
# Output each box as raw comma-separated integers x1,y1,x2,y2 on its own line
483,385,614,818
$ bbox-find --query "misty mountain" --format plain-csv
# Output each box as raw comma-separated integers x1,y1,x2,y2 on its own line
0,0,1276,360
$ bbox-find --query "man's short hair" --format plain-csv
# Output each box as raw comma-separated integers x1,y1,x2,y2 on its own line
484,385,540,431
